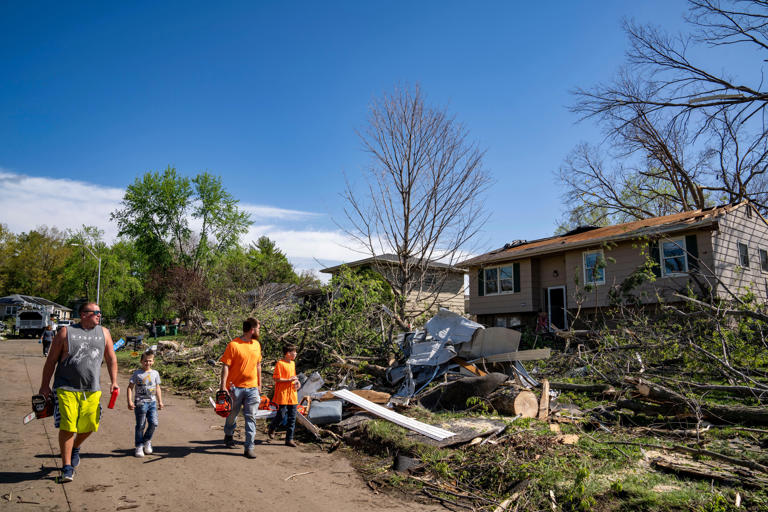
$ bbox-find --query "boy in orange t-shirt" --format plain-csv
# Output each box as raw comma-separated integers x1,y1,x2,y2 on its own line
267,344,300,447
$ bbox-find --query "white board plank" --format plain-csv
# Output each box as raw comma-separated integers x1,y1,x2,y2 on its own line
332,389,455,441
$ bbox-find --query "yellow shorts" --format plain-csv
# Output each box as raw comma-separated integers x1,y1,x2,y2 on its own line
55,389,102,433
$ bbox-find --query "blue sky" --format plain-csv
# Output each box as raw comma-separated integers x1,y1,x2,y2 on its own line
1,1,701,275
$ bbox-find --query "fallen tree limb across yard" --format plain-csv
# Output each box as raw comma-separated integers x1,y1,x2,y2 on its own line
625,377,768,426
651,459,768,489
604,440,768,474
549,381,614,393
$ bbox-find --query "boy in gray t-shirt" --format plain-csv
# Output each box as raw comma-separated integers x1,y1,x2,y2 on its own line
127,350,164,457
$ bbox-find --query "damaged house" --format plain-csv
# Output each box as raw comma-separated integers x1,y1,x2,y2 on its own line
460,201,768,331
321,254,466,316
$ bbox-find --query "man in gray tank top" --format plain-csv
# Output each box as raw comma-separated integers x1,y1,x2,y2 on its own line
39,302,119,483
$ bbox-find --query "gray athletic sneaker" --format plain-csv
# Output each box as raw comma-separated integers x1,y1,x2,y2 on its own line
60,465,74,482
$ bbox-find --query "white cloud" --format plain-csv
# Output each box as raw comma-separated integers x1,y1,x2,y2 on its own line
0,169,124,240
0,169,363,275
244,225,367,271
240,203,321,221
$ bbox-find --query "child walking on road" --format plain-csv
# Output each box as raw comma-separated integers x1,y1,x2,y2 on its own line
268,344,300,447
127,350,164,457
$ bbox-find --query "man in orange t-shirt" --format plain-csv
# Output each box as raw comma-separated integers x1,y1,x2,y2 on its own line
219,317,262,458
267,344,300,447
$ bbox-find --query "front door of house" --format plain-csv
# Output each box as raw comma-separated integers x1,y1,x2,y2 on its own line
547,286,567,331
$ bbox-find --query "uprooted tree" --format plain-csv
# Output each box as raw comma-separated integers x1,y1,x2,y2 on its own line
560,0,768,230
342,84,491,328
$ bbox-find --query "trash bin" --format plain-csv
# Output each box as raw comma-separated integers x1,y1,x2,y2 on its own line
157,324,166,337
168,324,178,336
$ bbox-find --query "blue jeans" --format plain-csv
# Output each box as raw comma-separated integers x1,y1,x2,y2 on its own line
223,387,260,449
134,401,158,446
269,404,297,442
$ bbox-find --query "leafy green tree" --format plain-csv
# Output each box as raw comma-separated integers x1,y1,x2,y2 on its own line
247,236,299,285
111,166,250,271
1,226,69,298
0,224,18,293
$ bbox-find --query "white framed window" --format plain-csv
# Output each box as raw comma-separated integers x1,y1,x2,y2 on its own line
759,248,768,272
483,265,516,295
738,242,750,268
583,250,605,285
661,238,688,276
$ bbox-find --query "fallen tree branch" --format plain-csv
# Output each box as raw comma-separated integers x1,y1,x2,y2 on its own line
651,459,768,488
605,440,768,474
673,293,768,322
686,342,768,391
549,382,613,393
654,376,768,399
626,377,768,426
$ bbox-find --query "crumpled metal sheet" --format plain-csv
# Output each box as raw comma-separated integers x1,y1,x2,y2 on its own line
406,340,456,366
425,308,483,344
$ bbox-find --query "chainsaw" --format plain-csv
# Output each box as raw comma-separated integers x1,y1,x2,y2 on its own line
208,389,233,417
22,394,54,425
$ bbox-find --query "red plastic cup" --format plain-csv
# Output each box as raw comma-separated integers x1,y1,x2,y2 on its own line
108,388,119,409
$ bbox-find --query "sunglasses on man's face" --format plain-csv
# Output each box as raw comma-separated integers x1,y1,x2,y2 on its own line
83,310,102,315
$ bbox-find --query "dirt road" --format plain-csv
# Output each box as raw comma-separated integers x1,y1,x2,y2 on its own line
0,338,440,511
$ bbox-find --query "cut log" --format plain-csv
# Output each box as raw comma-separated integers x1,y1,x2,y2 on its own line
513,391,539,418
489,386,528,416
538,379,550,420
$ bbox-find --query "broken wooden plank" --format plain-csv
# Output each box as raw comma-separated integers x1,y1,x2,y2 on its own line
451,356,487,376
332,389,455,441
296,412,321,439
316,389,391,403
482,348,551,363
538,379,550,420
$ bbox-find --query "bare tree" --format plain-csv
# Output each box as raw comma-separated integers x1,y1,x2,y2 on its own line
562,0,768,228
343,84,490,328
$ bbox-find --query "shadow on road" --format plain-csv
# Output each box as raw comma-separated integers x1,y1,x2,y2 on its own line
0,466,58,484
108,439,267,463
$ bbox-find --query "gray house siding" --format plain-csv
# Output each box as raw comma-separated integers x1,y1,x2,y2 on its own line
712,206,768,302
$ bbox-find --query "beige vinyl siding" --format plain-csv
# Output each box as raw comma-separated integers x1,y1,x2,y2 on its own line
404,271,467,316
467,259,534,315
712,205,768,302
561,232,715,309
465,228,720,315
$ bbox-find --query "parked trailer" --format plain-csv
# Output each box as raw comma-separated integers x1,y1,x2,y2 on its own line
17,308,53,338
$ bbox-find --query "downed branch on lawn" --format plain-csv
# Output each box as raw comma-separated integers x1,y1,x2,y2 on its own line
625,377,768,426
